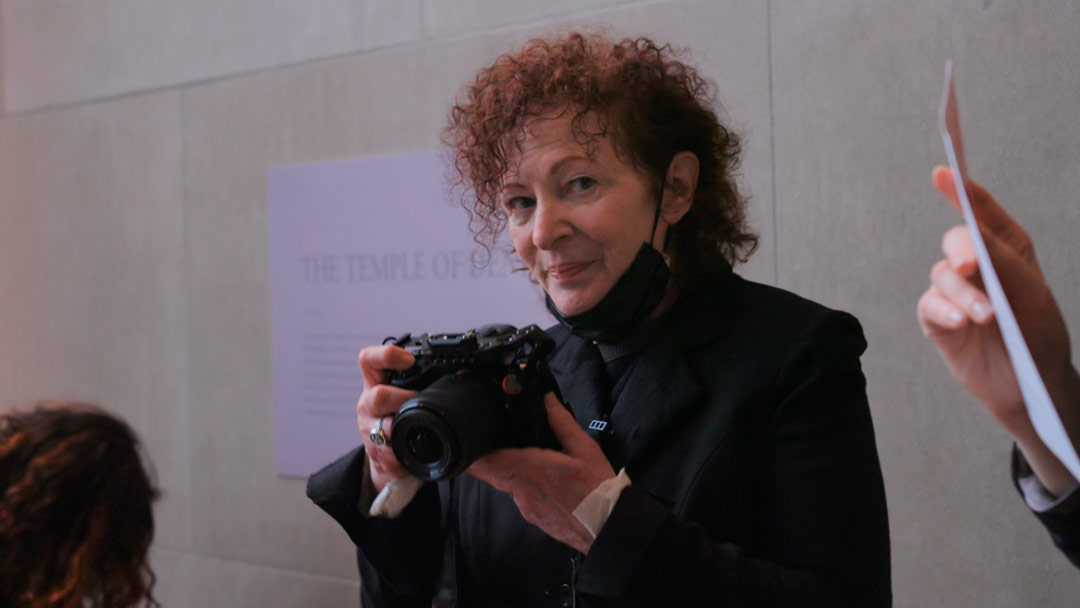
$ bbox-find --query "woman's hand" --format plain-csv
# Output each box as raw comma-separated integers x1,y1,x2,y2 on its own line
917,166,1079,493
467,393,616,554
356,344,417,493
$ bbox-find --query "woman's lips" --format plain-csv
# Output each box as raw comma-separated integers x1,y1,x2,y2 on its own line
547,261,593,280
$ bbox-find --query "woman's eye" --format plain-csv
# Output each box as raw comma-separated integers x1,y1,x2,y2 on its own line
567,177,597,194
505,196,535,212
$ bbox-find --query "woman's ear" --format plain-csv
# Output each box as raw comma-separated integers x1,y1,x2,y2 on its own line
661,151,699,224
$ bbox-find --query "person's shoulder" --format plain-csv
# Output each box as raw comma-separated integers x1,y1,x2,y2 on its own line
733,274,856,322
700,272,866,355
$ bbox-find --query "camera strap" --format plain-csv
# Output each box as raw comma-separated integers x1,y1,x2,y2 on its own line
432,479,458,608
573,341,624,468
586,326,654,469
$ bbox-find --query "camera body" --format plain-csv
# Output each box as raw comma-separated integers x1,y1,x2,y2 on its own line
386,324,562,481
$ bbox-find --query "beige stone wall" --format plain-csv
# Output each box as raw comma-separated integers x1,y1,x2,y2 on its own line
1,1,1077,605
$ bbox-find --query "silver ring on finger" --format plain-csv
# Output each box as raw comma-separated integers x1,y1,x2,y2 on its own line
368,416,388,446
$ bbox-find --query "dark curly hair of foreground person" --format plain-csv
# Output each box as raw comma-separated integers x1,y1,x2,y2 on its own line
443,31,758,276
0,402,159,608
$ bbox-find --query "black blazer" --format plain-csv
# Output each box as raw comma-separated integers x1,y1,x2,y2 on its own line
308,272,892,606
1039,507,1080,568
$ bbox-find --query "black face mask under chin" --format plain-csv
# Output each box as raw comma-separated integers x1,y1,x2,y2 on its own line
544,243,671,343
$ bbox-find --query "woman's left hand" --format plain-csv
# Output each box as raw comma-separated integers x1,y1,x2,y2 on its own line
467,392,615,554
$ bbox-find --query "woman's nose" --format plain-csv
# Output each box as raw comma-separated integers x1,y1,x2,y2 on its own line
531,197,572,249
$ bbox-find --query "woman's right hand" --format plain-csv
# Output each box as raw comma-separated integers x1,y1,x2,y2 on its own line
356,344,418,492
917,166,1080,494
916,167,1071,432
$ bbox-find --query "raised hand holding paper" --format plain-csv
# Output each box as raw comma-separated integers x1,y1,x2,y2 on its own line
938,60,1080,480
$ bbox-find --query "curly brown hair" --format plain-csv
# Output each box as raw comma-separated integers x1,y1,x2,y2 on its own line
443,31,758,279
0,402,159,608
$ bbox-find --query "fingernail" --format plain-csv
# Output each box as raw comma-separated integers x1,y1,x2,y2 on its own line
948,309,964,325
972,301,990,321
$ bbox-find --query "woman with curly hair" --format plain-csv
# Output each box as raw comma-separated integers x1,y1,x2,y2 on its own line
0,402,159,608
309,31,891,606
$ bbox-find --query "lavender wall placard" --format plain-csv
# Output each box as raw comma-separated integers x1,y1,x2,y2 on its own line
269,151,548,477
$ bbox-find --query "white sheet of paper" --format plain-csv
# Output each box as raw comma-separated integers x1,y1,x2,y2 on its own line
939,60,1080,480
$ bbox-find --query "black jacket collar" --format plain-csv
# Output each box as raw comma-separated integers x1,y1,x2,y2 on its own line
547,271,739,470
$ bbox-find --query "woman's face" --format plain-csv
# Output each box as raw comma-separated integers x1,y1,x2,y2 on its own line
501,113,664,316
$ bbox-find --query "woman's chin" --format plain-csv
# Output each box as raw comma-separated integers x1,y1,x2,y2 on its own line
547,291,602,317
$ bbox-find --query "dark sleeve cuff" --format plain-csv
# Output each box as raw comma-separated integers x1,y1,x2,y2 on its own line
307,447,444,599
1012,445,1080,568
306,446,369,542
576,485,668,596
1011,445,1080,514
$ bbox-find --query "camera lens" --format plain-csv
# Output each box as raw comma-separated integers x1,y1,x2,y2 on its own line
405,427,443,464
390,373,507,481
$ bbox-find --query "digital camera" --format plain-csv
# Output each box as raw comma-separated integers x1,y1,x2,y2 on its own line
385,324,562,481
